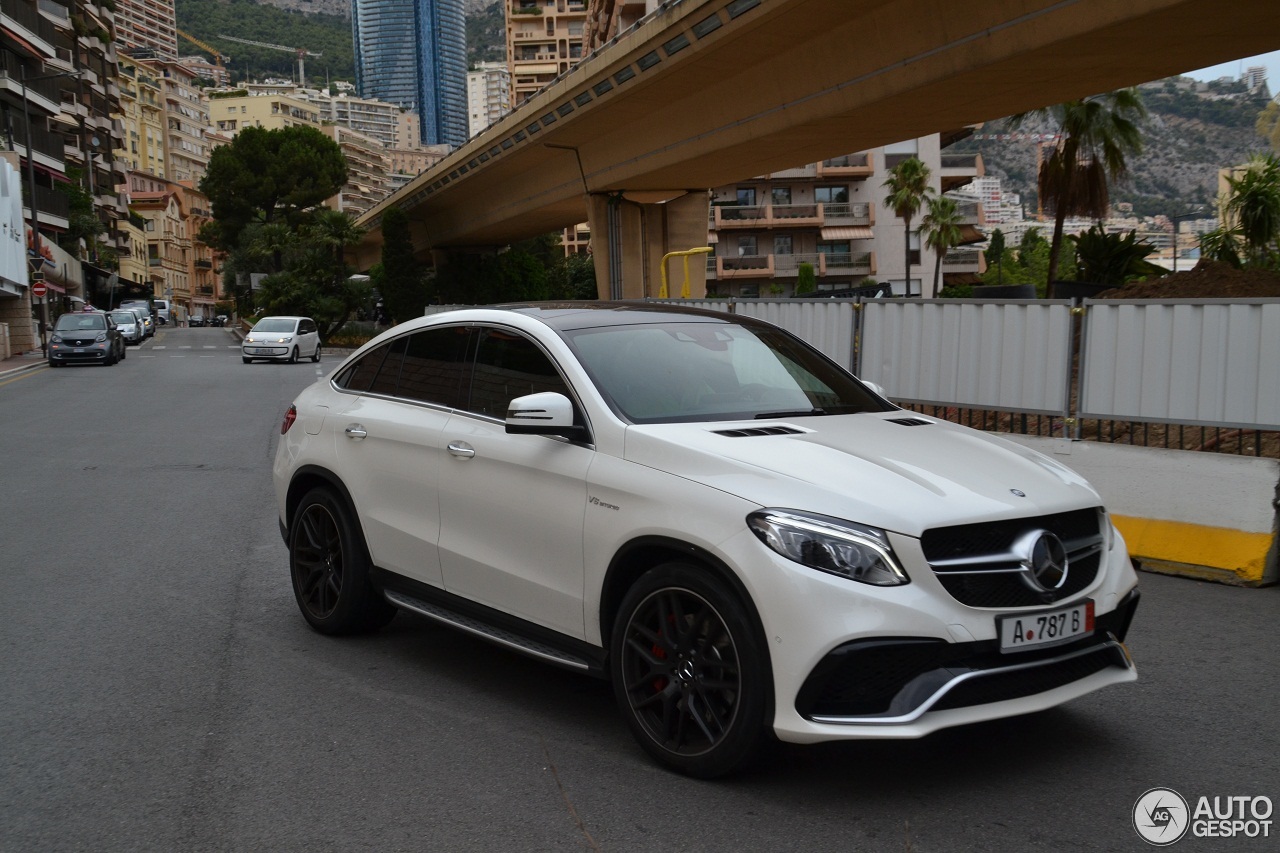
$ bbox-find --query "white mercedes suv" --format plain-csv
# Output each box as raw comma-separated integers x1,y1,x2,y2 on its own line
273,303,1139,777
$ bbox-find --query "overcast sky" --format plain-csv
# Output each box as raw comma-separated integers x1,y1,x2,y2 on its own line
1181,50,1279,85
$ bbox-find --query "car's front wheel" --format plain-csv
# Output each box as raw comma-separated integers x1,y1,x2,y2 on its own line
611,563,770,778
311,343,321,363
289,487,396,635
289,346,299,364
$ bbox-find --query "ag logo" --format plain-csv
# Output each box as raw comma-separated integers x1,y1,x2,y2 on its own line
1134,787,1190,845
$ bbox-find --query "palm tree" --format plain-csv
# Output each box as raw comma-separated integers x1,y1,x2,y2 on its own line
882,157,933,296
1011,88,1146,297
921,195,963,297
1225,153,1280,267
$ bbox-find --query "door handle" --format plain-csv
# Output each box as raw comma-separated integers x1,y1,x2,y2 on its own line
447,441,475,458
344,424,368,439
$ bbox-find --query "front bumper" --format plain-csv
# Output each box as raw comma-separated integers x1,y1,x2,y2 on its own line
243,344,290,360
48,343,111,362
712,521,1140,745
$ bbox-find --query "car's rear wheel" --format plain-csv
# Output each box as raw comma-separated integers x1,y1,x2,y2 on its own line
289,487,395,635
611,563,770,778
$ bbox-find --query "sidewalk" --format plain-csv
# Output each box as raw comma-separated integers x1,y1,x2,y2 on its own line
0,348,47,379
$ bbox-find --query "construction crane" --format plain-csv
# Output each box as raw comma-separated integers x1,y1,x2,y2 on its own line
176,29,231,84
972,132,1064,220
218,34,321,87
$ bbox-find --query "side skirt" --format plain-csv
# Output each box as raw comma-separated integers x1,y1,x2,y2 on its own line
371,568,609,678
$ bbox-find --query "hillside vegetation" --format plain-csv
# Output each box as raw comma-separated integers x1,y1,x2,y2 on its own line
176,0,356,83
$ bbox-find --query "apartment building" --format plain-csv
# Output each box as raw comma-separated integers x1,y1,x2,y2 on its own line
506,0,589,108
155,57,209,182
0,0,129,349
129,176,190,312
706,134,985,298
208,92,322,136
321,124,392,217
467,60,510,138
117,51,166,178
114,0,178,61
239,81,406,149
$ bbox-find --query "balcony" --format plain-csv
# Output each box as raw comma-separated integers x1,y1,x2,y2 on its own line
942,248,983,272
713,203,821,229
820,202,874,226
195,259,212,269
710,252,875,280
717,255,774,279
939,152,984,191
817,153,873,179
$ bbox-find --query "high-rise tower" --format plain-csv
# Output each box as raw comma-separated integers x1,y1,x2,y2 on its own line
352,0,467,148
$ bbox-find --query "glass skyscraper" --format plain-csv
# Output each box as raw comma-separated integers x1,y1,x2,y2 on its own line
352,0,468,148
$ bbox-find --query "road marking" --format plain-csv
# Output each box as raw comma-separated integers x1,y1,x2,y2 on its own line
170,354,186,358
203,346,217,349
0,367,46,387
179,346,192,350
153,345,166,349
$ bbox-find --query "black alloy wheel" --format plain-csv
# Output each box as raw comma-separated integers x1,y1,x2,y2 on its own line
289,487,395,634
611,563,769,777
289,346,299,364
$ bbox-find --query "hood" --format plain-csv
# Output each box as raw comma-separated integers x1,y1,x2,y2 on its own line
622,414,1101,538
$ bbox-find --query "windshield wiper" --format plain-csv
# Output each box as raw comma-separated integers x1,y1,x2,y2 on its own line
754,408,826,419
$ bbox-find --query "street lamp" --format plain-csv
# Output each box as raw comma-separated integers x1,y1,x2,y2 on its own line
19,66,83,354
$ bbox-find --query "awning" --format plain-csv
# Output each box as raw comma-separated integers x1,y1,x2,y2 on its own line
820,226,874,240
706,232,718,243
957,224,986,245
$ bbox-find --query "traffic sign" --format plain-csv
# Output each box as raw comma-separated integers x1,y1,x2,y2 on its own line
31,281,47,298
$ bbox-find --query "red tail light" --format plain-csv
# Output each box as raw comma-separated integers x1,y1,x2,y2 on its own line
280,405,297,434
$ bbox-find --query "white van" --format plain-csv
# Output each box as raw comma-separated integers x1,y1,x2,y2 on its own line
152,299,172,326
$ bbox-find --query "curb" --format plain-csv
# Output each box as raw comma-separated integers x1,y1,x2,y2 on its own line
0,357,47,380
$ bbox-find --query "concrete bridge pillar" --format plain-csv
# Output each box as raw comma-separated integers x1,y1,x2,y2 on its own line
587,191,710,301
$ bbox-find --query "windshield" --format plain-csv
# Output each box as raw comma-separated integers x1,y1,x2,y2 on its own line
54,314,106,331
564,321,892,424
252,318,296,333
111,312,135,324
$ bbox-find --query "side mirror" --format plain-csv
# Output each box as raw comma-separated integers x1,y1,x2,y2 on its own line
860,379,888,398
505,392,587,439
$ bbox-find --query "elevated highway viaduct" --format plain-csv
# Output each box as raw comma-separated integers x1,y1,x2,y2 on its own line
354,0,1280,298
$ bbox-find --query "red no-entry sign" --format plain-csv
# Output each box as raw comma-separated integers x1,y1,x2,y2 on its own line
31,281,47,298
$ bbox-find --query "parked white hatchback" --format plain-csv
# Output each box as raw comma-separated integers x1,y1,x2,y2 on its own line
243,315,321,363
272,303,1139,777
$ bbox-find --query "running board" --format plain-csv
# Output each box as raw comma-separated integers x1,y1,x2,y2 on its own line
384,589,592,672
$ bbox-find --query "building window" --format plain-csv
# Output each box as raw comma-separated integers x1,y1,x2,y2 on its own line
774,235,793,255
736,187,756,206
815,185,848,204
738,236,757,256
771,187,791,206
818,241,850,255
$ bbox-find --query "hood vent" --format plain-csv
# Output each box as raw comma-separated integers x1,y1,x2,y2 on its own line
885,417,932,427
713,426,804,438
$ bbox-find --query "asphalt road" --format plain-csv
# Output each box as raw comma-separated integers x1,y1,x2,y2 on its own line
1,325,1277,852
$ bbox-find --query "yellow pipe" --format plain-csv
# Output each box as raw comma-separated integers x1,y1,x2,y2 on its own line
659,247,713,299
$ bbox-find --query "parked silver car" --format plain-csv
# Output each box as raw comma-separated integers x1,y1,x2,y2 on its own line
109,309,144,345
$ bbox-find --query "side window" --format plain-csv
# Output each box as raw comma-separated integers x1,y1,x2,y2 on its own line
334,337,405,393
397,326,471,408
466,328,570,419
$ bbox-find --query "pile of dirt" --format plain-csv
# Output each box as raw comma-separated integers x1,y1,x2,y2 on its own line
1096,260,1280,299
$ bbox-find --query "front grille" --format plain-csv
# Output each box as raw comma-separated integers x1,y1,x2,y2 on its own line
921,508,1103,608
713,426,804,437
930,645,1122,711
796,639,953,717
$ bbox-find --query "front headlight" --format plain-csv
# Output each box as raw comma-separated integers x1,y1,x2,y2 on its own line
95,333,107,343
747,509,909,586
1098,507,1116,552
50,334,63,343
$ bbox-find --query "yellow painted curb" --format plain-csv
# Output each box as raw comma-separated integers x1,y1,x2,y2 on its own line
1113,515,1276,586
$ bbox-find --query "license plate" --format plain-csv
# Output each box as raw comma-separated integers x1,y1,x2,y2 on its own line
74,348,84,353
247,347,262,354
998,600,1094,653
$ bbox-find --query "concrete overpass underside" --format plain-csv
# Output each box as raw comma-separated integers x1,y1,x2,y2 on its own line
355,0,1280,298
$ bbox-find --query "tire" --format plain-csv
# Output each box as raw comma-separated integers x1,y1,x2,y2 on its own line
289,346,299,364
288,487,396,635
120,345,127,360
311,343,321,363
610,563,771,778
242,357,252,364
